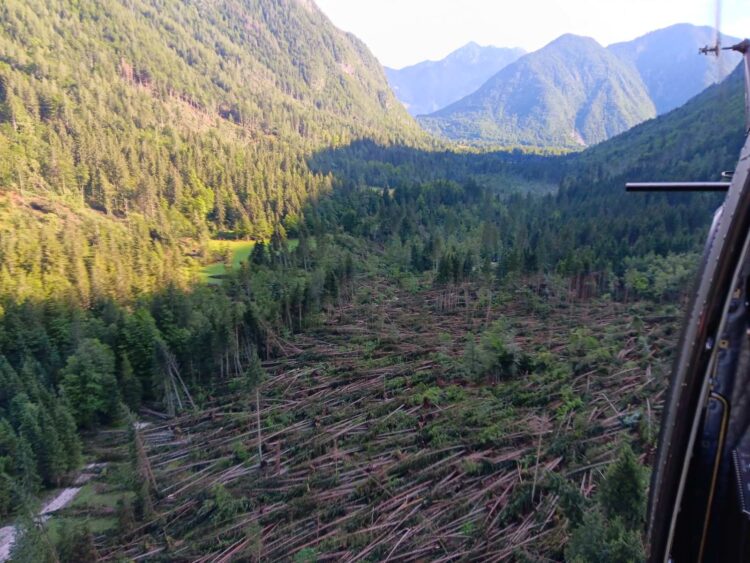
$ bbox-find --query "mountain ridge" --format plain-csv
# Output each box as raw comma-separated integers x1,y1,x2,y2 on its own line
418,33,656,148
410,24,741,149
385,43,525,116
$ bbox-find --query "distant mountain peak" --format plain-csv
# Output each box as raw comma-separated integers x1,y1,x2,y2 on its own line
418,34,655,148
385,44,525,116
547,33,600,47
412,24,742,149
460,41,482,50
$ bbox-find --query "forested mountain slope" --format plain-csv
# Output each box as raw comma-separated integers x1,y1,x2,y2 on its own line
385,43,525,116
0,0,425,304
416,24,740,149
568,62,744,185
608,24,741,114
418,34,656,149
517,60,746,280
0,0,427,531
311,62,745,285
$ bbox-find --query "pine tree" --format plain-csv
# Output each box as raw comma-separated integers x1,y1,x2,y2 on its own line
462,252,474,280
566,444,647,562
36,407,66,486
53,399,82,472
121,309,161,401
60,338,120,428
0,463,12,518
566,507,644,563
116,498,135,535
0,419,18,461
324,269,339,302
0,356,22,407
118,353,142,411
9,513,58,563
58,522,99,563
13,435,40,495
436,254,452,285
599,444,647,529
251,241,268,266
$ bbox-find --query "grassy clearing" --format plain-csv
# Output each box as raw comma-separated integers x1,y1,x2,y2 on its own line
199,238,299,284
68,483,133,511
42,459,135,545
199,239,256,284
46,515,118,543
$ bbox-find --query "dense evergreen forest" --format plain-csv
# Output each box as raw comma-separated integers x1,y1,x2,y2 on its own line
0,0,747,560
312,65,743,287
0,0,428,304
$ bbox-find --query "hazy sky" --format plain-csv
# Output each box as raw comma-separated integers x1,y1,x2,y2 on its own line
315,0,750,69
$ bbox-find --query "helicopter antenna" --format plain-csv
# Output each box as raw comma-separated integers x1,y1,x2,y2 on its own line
728,39,750,134
699,0,722,56
628,1,750,192
701,26,749,135
698,0,750,134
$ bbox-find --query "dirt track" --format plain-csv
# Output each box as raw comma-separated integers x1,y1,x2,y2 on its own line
0,462,105,561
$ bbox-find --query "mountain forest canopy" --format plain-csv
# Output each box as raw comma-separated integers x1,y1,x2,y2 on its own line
0,0,745,560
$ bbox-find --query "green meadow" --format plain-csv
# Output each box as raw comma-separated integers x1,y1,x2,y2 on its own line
199,239,299,284
199,239,256,283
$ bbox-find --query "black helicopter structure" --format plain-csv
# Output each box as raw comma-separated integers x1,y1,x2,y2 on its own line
634,38,750,562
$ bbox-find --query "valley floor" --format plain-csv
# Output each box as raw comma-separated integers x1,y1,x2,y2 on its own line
56,277,677,561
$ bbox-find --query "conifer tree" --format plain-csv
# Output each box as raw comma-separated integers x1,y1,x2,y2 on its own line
599,443,647,530
566,444,647,562
53,399,82,472
60,338,120,428
57,522,99,563
36,407,66,486
121,310,161,401
118,353,142,411
0,468,11,519
244,351,267,463
9,513,58,563
13,435,40,496
251,241,268,266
